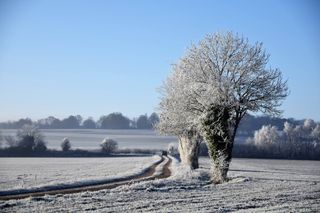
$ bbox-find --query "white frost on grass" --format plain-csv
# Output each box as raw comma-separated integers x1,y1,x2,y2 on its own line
0,156,161,194
1,157,320,212
168,156,210,181
200,157,320,183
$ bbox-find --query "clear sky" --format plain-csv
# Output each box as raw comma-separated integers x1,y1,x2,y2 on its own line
0,0,319,122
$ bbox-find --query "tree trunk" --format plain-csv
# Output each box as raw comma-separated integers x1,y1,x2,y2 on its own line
178,134,200,170
209,144,233,183
201,105,234,183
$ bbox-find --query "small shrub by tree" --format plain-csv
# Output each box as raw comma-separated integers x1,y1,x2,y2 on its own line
100,138,118,153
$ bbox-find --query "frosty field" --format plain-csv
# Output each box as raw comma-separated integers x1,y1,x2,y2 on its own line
0,156,160,192
1,157,319,212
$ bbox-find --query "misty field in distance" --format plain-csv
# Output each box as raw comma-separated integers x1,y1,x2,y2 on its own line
0,129,177,150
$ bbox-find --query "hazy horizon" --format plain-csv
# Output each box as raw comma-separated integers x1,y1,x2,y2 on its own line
0,112,319,124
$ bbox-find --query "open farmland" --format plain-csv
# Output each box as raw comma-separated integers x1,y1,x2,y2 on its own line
0,156,160,192
1,157,319,212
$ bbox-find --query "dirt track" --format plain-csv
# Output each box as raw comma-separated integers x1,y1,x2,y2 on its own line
0,156,172,201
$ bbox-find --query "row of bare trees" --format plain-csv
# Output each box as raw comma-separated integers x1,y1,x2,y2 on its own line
242,119,320,159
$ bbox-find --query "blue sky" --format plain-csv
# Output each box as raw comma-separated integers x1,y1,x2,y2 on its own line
0,0,319,121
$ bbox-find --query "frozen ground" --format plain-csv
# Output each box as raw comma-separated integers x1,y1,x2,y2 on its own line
0,156,160,192
1,157,319,212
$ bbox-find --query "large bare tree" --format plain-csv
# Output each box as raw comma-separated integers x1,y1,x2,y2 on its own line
160,32,288,183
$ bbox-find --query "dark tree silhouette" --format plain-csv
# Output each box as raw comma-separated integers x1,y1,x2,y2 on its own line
15,125,47,152
61,116,80,129
82,117,96,129
148,113,159,128
137,114,151,129
99,113,130,129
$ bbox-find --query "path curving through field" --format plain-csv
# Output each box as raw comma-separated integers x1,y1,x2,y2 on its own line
0,156,172,201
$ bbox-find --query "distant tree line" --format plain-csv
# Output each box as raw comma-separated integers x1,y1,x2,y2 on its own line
0,112,160,130
237,114,303,136
0,113,306,135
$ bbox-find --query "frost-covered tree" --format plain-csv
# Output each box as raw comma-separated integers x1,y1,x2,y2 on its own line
162,32,288,183
246,120,320,159
100,138,118,153
282,121,297,155
312,124,320,142
61,137,71,151
283,121,294,136
247,125,280,148
157,68,202,169
303,119,316,131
